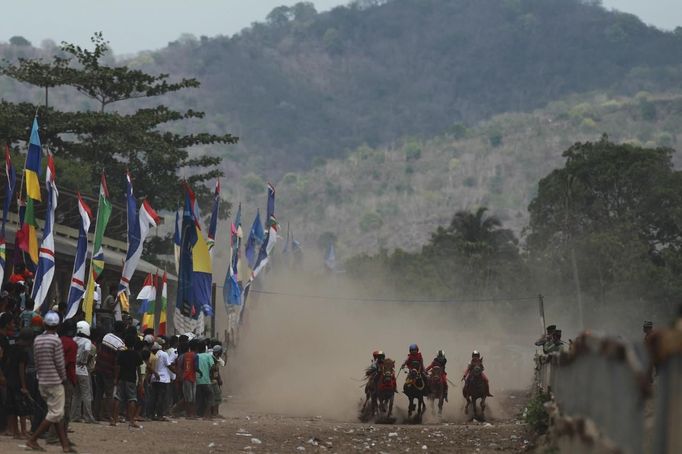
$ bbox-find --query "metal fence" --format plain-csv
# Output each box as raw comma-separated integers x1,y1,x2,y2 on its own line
535,334,649,453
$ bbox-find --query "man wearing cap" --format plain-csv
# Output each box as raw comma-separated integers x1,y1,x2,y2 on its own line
210,344,225,418
71,321,96,423
26,311,75,452
535,325,556,348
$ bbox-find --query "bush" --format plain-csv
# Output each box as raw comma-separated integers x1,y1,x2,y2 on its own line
522,391,552,434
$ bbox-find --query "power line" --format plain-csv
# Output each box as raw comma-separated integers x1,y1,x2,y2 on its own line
236,288,541,305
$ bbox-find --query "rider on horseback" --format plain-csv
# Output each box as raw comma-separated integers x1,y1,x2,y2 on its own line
426,349,448,402
462,350,492,397
402,344,425,372
367,350,386,376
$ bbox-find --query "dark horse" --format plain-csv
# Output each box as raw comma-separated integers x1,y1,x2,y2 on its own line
375,366,396,421
427,366,445,416
360,370,378,421
403,369,429,421
463,365,489,421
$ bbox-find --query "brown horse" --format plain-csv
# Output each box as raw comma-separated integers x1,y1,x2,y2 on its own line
463,365,488,421
403,368,429,421
427,366,445,416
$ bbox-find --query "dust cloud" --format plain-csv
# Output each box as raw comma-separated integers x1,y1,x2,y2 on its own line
224,271,539,422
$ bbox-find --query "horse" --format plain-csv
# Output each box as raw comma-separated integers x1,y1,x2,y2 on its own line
375,359,396,421
463,364,489,421
403,368,429,421
427,366,445,416
360,369,378,421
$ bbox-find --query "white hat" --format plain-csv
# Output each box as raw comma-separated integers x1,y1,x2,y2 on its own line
143,334,155,344
151,342,161,351
44,311,60,327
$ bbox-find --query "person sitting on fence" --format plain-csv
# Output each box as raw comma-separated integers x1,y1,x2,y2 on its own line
534,325,556,347
543,330,566,354
462,350,491,396
426,349,448,401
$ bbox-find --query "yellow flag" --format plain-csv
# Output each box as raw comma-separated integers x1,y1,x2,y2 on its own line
83,270,96,324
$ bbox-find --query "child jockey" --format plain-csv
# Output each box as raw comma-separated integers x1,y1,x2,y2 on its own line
426,349,448,401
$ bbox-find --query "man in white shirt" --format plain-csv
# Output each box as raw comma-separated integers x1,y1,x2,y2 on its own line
151,344,175,421
71,321,97,423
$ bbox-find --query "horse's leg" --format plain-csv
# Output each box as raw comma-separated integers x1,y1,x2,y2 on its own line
464,396,470,415
388,395,394,418
438,395,443,415
480,397,486,415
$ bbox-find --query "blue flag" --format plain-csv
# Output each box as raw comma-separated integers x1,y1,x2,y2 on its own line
244,210,264,269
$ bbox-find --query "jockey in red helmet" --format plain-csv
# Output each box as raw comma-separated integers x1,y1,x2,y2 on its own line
366,350,385,376
462,350,491,396
426,349,449,401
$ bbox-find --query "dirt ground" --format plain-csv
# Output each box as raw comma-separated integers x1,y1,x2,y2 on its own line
0,390,532,454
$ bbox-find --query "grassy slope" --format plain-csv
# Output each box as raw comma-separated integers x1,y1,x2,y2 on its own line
275,91,682,257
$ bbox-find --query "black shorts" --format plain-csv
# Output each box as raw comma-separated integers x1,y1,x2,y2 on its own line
5,385,33,416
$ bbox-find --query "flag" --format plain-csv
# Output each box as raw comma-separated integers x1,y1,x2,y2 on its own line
65,194,92,319
192,224,213,316
119,173,160,293
158,271,168,335
207,180,220,256
83,174,113,324
173,209,181,274
252,183,278,279
24,118,42,202
325,242,336,271
31,154,57,313
18,197,39,268
137,273,157,332
0,146,16,286
244,210,264,269
223,203,242,307
2,145,16,236
175,190,200,334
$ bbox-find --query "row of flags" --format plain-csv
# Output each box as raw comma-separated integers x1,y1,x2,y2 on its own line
1,117,162,325
3,117,295,336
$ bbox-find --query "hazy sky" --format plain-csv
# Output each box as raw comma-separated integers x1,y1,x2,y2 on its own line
1,0,680,55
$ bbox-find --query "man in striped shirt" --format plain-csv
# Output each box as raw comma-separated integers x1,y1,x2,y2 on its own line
26,311,75,453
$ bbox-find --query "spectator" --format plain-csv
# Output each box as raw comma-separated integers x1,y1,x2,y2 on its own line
71,321,97,424
4,327,33,439
45,319,77,445
94,321,124,422
25,311,75,452
210,344,225,419
112,335,143,428
149,340,175,421
196,341,215,419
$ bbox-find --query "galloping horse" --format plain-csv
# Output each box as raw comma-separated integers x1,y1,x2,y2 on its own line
463,365,489,421
360,369,379,421
403,368,429,420
427,366,445,416
375,359,396,419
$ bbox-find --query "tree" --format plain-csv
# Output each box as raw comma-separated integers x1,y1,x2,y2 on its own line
0,33,237,210
9,36,31,47
526,136,682,310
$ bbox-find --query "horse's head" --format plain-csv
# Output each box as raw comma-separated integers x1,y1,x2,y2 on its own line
430,366,441,377
472,364,482,376
381,370,393,384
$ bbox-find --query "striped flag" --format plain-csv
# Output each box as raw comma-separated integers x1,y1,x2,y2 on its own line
223,203,242,307
65,194,92,319
251,183,278,279
137,273,157,332
24,118,42,202
119,173,160,294
207,180,220,256
244,210,264,270
83,174,113,324
158,271,168,335
31,154,57,313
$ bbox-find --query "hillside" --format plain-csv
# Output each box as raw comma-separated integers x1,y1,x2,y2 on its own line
2,0,682,179
275,91,682,257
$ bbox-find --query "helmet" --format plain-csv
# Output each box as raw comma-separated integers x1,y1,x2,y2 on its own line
409,344,418,352
437,349,445,357
372,350,381,359
377,351,385,360
76,321,91,337
472,350,480,358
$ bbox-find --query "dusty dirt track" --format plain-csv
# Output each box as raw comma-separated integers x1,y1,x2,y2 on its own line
0,391,531,454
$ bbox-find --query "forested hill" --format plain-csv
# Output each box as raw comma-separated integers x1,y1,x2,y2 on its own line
2,0,682,177
136,0,682,172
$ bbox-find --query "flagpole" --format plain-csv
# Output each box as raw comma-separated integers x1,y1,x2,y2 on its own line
82,173,105,319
